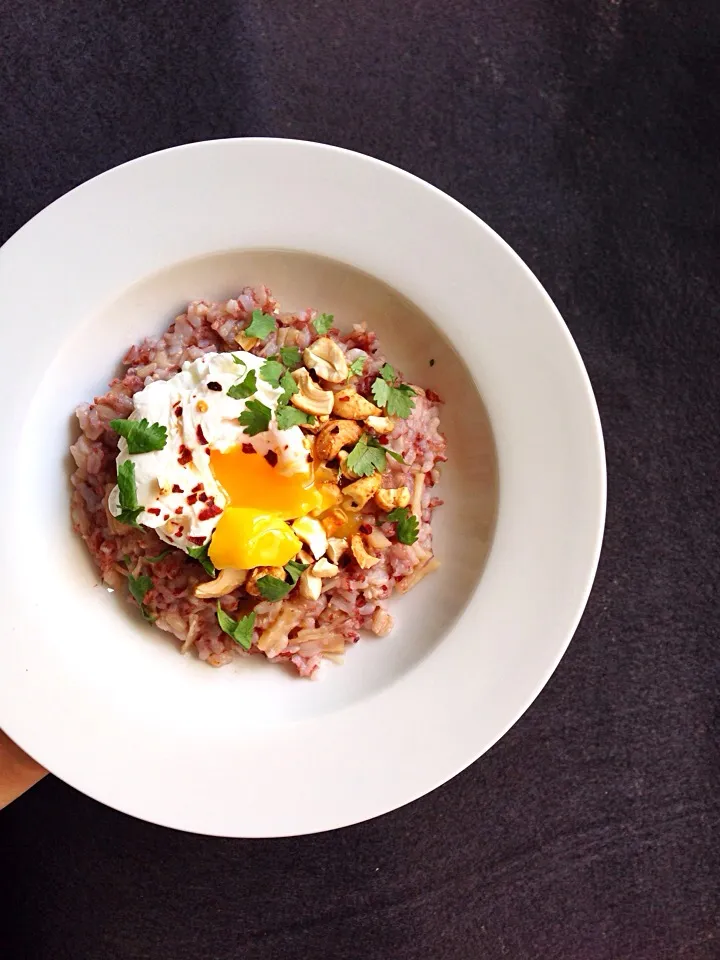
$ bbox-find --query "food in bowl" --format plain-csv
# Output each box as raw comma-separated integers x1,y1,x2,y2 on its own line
70,286,446,676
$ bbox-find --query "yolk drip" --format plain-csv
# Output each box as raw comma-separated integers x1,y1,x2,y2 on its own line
207,446,338,570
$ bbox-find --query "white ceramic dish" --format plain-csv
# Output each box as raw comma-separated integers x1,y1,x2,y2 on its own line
0,139,605,837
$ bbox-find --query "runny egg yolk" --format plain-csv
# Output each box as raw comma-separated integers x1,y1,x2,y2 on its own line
207,446,337,570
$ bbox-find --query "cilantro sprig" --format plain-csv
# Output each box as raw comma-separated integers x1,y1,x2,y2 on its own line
110,417,168,454
259,358,285,387
187,542,216,577
346,434,404,477
146,549,171,563
371,363,417,418
279,345,302,368
216,604,255,650
256,560,309,601
387,507,419,545
244,310,276,340
276,406,315,430
312,313,334,335
348,354,366,377
115,460,144,527
239,399,272,436
123,559,155,621
277,370,298,406
228,369,257,400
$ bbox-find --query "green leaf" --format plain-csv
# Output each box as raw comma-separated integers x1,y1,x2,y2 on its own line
110,417,168,454
187,543,216,577
371,373,416,418
232,353,247,365
348,355,366,376
227,369,257,400
279,345,302,368
244,309,276,340
239,398,272,436
379,363,395,381
259,358,285,387
276,406,315,430
216,603,255,650
345,434,402,476
115,460,143,526
146,549,171,563
284,560,308,585
277,370,299,406
386,507,420,545
257,574,292,601
312,312,334,335
124,564,155,621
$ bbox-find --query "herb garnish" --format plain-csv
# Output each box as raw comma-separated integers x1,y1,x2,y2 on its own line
386,507,419,545
110,417,168,454
277,370,299,406
259,359,285,387
279,345,302,369
312,313,334,335
348,355,366,377
227,369,257,400
146,549,171,563
115,460,144,526
276,406,315,430
187,542,216,577
244,310,276,340
239,399,272,436
284,560,309,584
123,559,155,621
216,604,255,650
346,434,404,477
371,363,417,418
257,560,309,601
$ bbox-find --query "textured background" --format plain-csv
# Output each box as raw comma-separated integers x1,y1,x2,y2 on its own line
1,1,719,958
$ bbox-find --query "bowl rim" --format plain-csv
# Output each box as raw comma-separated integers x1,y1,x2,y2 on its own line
0,138,606,836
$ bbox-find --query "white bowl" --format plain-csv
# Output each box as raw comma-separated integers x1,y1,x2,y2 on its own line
0,139,605,836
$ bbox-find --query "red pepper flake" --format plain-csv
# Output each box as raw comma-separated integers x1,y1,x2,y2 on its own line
360,523,372,534
186,493,198,505
264,450,278,468
163,514,170,521
242,443,255,455
172,484,183,494
192,483,204,493
174,405,183,417
196,424,208,444
178,445,192,466
426,389,443,403
147,507,161,516
188,535,205,546
198,492,208,502
207,381,222,391
198,502,223,521
174,529,184,538
174,507,183,515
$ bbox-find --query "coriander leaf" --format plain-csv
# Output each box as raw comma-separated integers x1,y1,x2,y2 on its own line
386,507,419,545
277,370,299,405
276,406,315,430
371,376,391,409
227,369,257,400
284,560,308,585
216,603,255,650
244,309,276,340
279,345,302,369
385,383,416,418
312,312,334,335
146,549,171,563
232,354,247,367
127,570,152,606
379,363,395,381
385,447,405,463
110,417,168,454
239,399,272,436
115,460,143,526
348,355,366,376
259,358,285,387
257,575,292,601
187,543,216,578
346,434,387,477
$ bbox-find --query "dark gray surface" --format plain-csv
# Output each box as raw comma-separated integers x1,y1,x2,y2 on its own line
1,1,719,958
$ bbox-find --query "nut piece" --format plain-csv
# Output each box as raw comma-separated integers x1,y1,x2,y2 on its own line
343,473,383,512
291,516,328,559
374,486,411,511
291,369,334,416
299,414,329,434
314,419,363,461
337,450,358,480
299,570,322,600
320,508,349,537
312,558,339,578
235,332,258,350
245,566,285,597
303,337,349,383
194,568,247,598
332,388,381,420
366,415,395,434
326,537,348,563
351,534,381,569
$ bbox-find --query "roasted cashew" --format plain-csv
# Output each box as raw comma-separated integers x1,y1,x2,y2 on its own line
332,388,381,420
290,369,334,416
291,516,328,559
194,568,247,598
312,558,339,578
374,486,411,511
343,473,382,512
303,337,348,383
314,419,363,461
351,534,381,569
326,537,349,563
366,415,395,435
299,570,323,600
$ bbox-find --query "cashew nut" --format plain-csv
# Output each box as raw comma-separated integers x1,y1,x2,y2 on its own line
374,486,411,511
332,388,381,420
245,566,285,597
326,537,348,563
337,450,358,480
366,415,395,434
343,473,382,512
314,419,363,461
290,369,334,416
351,534,381,569
303,337,348,383
291,516,328,559
312,558,339,578
320,508,349,538
299,570,323,600
194,568,247,598
235,332,258,350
